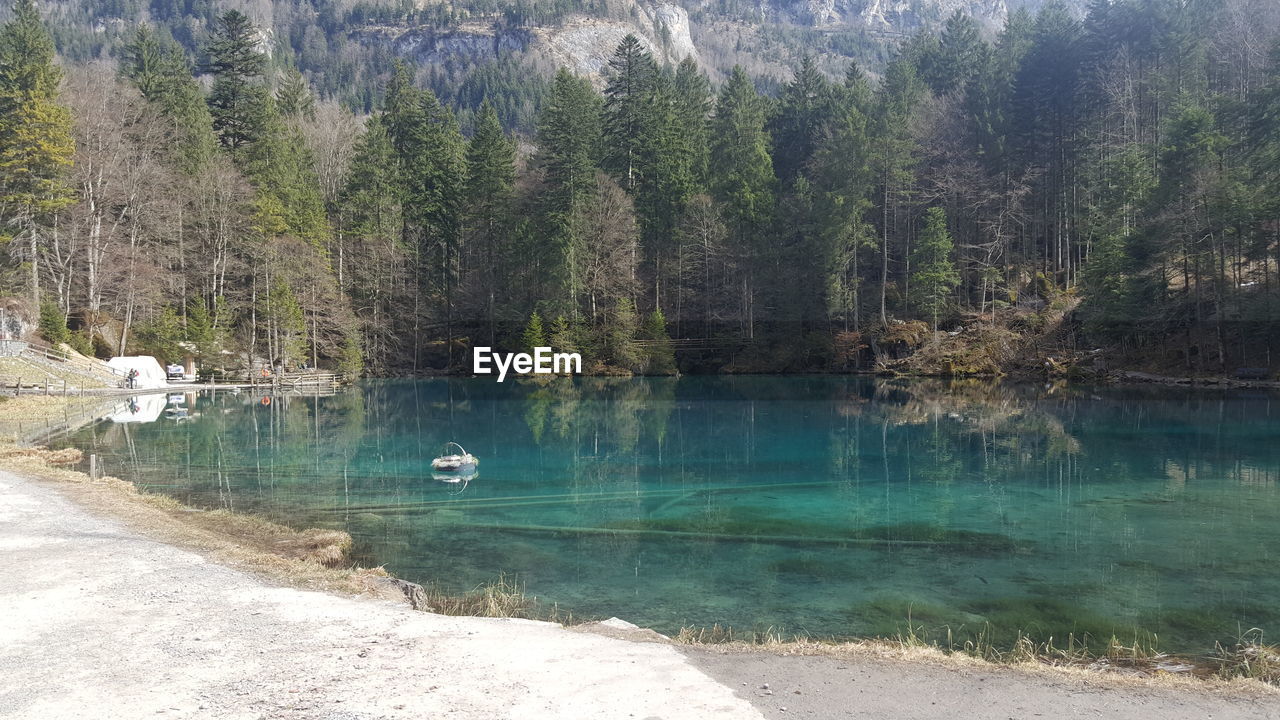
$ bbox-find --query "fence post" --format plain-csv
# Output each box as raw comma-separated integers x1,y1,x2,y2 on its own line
89,454,96,481
14,377,20,397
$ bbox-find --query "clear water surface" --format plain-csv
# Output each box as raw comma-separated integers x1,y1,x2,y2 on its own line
55,377,1280,653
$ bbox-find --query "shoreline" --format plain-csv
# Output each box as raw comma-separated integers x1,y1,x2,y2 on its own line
6,394,1279,677
0,429,1276,715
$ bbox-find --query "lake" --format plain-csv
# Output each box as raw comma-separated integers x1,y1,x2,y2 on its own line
55,377,1280,654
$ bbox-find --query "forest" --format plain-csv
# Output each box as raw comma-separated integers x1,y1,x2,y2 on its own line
2,0,1280,377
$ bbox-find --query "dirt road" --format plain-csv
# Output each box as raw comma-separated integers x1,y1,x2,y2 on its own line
1,470,1275,719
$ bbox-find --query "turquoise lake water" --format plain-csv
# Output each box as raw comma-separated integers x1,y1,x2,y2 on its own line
57,377,1280,653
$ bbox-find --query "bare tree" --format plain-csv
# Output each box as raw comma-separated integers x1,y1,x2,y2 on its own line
579,173,639,324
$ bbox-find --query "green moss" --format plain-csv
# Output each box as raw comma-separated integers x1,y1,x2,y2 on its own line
603,508,1023,554
845,594,979,638
765,554,863,581
963,595,1153,649
1148,606,1230,642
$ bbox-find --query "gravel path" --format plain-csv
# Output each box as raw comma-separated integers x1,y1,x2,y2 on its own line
0,471,759,720
1,469,1276,720
685,649,1277,719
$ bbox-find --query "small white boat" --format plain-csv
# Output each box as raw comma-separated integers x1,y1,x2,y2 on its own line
431,442,478,473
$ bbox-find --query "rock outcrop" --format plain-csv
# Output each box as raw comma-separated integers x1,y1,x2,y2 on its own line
356,0,1083,85
533,3,698,81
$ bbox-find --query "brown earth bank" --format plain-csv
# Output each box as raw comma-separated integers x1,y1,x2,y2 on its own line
1,444,1278,719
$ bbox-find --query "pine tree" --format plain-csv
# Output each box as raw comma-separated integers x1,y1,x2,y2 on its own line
919,11,990,96
521,311,546,353
634,72,694,312
601,34,657,190
379,60,466,365
709,66,776,339
547,314,576,354
966,8,1033,177
606,298,641,370
265,278,306,365
0,0,74,305
463,100,516,344
771,55,837,183
185,296,221,362
536,68,603,316
37,298,69,345
672,58,711,189
276,68,316,120
0,0,60,98
340,116,404,370
204,10,271,150
910,208,959,331
242,108,329,242
1011,0,1083,280
343,117,402,243
122,27,217,173
638,308,676,374
870,53,923,327
120,25,171,101
812,63,874,330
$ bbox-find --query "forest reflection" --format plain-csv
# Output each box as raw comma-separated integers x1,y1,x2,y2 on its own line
58,377,1280,651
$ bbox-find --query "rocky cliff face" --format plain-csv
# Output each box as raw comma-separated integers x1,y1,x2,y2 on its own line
753,0,1076,30
377,23,534,66
365,0,1082,86
367,2,697,83
533,3,699,81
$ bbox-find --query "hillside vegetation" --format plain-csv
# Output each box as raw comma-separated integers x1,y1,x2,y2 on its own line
0,0,1278,377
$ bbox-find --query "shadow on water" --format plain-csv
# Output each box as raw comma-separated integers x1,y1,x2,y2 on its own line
52,376,1280,654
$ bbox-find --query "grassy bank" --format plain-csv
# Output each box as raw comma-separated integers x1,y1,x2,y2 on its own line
671,620,1279,688
0,432,393,598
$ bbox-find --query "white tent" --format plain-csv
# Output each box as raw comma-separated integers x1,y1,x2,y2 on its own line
107,356,168,389
107,394,166,423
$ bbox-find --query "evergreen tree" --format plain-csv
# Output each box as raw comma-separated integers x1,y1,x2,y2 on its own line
910,207,959,330
380,61,466,362
770,55,837,183
340,116,404,370
276,67,316,120
1011,1,1083,279
966,8,1034,177
37,298,69,345
639,308,676,374
709,66,776,339
120,25,173,101
242,110,329,241
672,57,711,189
547,314,576,354
122,26,217,172
185,296,221,362
536,68,603,315
343,117,402,244
521,311,546,353
605,297,641,370
0,0,74,305
463,100,516,344
812,63,874,330
871,53,924,326
264,278,306,365
204,10,270,150
601,34,657,190
634,72,694,312
919,11,990,96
